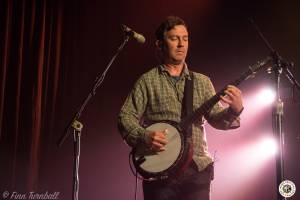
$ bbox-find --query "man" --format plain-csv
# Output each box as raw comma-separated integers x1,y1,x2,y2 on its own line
118,16,243,200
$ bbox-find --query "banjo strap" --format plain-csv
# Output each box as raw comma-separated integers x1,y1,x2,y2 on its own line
178,71,194,173
181,71,194,137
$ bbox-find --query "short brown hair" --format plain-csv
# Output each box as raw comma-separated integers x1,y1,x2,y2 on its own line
155,16,188,41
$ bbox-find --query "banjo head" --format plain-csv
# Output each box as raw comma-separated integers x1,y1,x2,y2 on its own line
134,122,184,177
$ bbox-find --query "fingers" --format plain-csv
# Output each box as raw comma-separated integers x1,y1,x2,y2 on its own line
220,95,232,104
151,141,166,151
225,85,242,98
149,129,168,152
222,86,242,100
153,134,168,145
220,85,243,113
220,90,235,104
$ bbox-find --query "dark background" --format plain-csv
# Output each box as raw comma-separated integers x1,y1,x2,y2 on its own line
1,0,299,199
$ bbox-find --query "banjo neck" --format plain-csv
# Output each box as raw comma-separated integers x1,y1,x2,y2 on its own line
179,57,272,131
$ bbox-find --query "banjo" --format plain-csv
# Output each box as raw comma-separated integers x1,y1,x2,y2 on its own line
132,57,271,180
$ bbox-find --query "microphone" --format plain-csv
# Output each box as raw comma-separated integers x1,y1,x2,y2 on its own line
122,24,146,44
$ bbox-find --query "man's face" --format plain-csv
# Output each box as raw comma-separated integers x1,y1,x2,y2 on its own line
161,25,189,65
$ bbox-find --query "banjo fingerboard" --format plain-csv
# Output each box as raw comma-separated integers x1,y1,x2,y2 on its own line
180,57,272,131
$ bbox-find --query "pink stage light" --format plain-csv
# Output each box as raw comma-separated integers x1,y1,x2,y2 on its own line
240,87,275,122
210,135,277,200
209,86,277,200
259,137,278,156
257,88,276,105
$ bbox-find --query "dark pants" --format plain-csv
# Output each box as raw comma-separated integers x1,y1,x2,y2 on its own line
143,162,214,200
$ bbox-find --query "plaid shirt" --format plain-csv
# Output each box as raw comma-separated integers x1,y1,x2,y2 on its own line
118,65,240,171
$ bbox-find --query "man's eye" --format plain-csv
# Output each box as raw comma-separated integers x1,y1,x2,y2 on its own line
170,37,178,41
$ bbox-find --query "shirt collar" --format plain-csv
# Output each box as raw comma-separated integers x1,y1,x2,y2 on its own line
159,63,191,80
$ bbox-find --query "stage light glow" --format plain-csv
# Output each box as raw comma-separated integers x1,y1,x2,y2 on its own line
208,86,278,200
210,134,277,200
258,88,276,105
259,137,277,156
211,135,277,187
238,86,276,122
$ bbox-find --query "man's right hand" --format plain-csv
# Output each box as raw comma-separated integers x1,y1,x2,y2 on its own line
146,130,168,152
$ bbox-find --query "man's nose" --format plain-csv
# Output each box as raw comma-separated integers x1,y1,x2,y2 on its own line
178,39,184,47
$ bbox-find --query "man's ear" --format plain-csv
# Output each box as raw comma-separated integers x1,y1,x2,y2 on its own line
155,40,164,51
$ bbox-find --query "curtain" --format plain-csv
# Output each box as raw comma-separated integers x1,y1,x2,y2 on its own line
0,0,64,191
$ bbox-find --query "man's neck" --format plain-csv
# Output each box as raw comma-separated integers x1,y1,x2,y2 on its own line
164,63,184,76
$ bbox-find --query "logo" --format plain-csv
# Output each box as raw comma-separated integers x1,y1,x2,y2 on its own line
279,180,296,198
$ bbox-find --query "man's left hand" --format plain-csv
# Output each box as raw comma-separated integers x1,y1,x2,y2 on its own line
220,85,243,113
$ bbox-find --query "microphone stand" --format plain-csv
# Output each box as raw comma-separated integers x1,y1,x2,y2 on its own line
57,35,130,200
249,18,300,200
